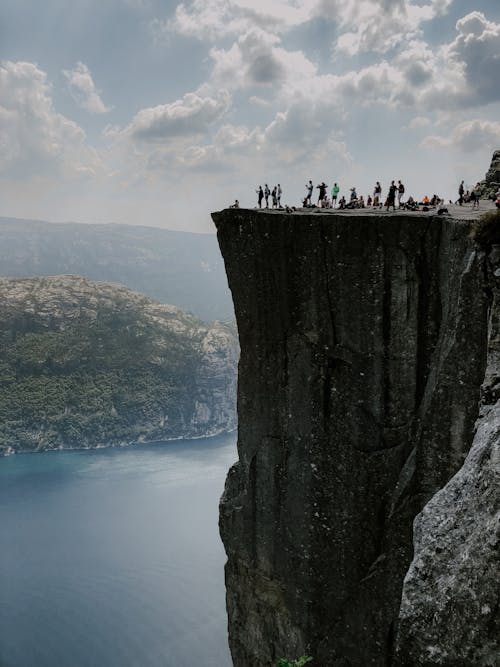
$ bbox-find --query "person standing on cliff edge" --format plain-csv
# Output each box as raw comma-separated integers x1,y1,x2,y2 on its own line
458,180,465,206
256,186,264,208
305,180,313,205
387,181,397,211
332,182,340,207
264,184,270,208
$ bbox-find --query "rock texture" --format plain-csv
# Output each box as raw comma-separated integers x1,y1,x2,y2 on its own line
0,275,238,453
395,243,500,666
213,208,494,666
479,150,500,199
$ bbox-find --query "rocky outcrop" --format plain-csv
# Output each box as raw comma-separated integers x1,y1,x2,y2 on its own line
395,243,500,666
213,208,494,666
0,276,238,453
479,150,500,199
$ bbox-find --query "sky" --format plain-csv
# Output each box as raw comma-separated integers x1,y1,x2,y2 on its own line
1,0,500,233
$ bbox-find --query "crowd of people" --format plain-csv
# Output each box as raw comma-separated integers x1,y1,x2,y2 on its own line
256,184,283,209
250,178,500,212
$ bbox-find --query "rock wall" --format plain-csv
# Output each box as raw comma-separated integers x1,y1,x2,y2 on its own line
479,149,500,199
213,209,493,666
395,243,500,666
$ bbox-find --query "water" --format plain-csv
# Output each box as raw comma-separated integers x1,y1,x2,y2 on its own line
0,433,237,667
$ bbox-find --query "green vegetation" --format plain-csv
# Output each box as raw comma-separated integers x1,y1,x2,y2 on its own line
277,657,313,667
0,277,237,454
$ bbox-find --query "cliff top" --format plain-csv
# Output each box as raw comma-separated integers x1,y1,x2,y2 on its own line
214,202,495,222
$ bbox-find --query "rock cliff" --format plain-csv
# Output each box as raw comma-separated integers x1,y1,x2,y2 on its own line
0,276,238,453
479,150,500,199
213,207,497,666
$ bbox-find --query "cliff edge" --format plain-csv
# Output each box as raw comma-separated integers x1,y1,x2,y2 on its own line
213,208,498,666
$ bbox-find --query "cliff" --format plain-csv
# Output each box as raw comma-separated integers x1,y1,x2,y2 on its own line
213,207,498,666
0,276,238,454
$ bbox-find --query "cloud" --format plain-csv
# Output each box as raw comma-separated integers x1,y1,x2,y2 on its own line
0,61,101,178
111,89,231,142
322,0,453,55
164,0,312,41
448,12,500,106
420,119,500,152
63,62,111,114
209,28,316,91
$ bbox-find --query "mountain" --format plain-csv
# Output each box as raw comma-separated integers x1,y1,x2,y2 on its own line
0,217,233,322
0,276,238,455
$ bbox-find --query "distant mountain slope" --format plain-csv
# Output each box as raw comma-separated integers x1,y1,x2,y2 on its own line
0,217,233,321
0,276,238,454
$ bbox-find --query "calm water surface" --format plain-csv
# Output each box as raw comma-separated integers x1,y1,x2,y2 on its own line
0,433,237,667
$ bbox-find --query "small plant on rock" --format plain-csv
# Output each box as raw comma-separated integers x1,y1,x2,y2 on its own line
277,656,313,667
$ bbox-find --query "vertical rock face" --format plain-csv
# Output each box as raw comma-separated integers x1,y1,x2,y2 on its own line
213,210,491,666
395,246,500,666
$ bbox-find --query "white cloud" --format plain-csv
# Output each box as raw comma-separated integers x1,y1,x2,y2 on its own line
407,116,432,129
209,28,316,91
63,62,111,114
111,89,231,142
164,0,312,41
420,119,500,152
447,12,500,106
322,0,453,55
0,61,101,178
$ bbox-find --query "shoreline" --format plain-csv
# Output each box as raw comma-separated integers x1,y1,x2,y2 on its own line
0,425,238,458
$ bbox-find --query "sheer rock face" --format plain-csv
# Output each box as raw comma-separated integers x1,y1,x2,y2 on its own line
479,149,500,198
395,251,500,666
213,210,492,666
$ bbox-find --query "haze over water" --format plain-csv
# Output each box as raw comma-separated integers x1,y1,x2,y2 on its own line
0,433,236,667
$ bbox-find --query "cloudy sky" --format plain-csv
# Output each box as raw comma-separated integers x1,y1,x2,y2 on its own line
1,0,500,232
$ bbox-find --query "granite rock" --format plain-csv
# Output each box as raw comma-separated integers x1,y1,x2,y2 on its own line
213,209,492,666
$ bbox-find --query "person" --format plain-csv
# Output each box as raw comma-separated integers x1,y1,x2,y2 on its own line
256,186,264,208
229,199,239,208
367,195,372,207
272,186,277,209
386,181,397,211
264,184,270,208
332,182,340,207
471,183,481,209
458,180,465,206
373,181,382,207
317,181,327,204
405,196,418,211
397,180,405,208
305,180,313,205
346,188,358,209
277,184,282,207
421,195,430,205
338,195,346,209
